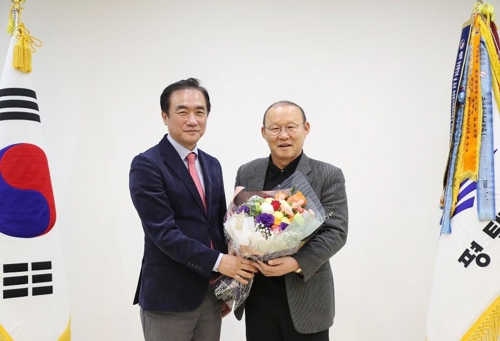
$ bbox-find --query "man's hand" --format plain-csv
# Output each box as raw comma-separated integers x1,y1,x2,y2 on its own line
255,256,299,277
218,255,258,284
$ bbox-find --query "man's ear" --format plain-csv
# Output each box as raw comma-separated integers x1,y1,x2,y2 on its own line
161,111,168,125
261,126,267,140
303,121,310,135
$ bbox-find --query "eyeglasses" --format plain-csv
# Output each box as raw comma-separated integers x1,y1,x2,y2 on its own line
265,122,305,136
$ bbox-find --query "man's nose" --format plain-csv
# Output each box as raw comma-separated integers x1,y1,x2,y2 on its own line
186,113,198,125
278,129,290,138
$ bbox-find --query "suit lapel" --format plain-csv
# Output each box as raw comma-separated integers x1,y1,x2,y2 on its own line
159,136,207,216
296,153,313,186
247,158,268,191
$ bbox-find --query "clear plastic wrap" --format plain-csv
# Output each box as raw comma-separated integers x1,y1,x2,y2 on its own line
214,171,326,310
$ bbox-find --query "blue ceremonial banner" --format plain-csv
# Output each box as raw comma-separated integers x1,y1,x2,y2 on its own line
440,20,472,234
427,2,500,340
441,42,471,234
477,38,495,221
450,21,472,128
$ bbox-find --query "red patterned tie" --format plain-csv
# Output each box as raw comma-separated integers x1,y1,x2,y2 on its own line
187,152,207,210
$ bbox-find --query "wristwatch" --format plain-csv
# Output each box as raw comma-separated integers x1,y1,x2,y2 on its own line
294,267,302,274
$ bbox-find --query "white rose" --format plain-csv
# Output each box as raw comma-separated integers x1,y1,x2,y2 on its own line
260,202,274,214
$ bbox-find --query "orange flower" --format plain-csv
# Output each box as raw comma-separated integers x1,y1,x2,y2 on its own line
287,191,307,207
291,202,304,213
274,191,288,201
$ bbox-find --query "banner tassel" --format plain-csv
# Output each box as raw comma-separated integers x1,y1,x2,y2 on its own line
12,23,41,73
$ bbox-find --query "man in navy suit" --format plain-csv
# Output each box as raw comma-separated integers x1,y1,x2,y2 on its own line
129,78,256,341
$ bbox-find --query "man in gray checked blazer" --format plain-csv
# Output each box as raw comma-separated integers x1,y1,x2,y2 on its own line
234,100,348,341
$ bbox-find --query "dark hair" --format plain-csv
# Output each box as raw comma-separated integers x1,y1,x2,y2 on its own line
262,100,306,126
160,78,211,116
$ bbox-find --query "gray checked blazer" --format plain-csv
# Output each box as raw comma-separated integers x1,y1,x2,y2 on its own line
234,153,348,334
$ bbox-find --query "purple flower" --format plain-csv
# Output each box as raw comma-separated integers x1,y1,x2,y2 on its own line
236,205,250,214
279,222,289,231
255,213,274,228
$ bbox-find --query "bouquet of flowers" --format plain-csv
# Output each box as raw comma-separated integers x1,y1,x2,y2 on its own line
214,171,325,310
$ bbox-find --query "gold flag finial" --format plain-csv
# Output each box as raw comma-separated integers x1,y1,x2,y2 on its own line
6,0,24,34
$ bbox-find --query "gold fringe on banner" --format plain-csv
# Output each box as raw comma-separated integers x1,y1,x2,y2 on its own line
461,296,500,341
0,324,13,341
57,317,72,341
461,15,482,182
0,317,71,341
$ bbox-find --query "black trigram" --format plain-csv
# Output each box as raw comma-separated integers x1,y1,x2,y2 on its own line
0,87,40,122
2,261,53,299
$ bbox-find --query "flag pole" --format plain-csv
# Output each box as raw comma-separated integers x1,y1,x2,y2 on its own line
12,7,18,29
10,0,25,30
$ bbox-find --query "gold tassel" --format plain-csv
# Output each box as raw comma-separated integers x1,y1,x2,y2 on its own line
12,23,42,74
474,2,496,22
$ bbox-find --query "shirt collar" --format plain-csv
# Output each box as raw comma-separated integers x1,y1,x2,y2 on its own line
167,134,199,161
267,151,303,178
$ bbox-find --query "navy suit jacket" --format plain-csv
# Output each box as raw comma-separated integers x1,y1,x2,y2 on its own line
129,134,227,312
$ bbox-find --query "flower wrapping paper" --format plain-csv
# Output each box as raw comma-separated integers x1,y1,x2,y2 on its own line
214,171,326,310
